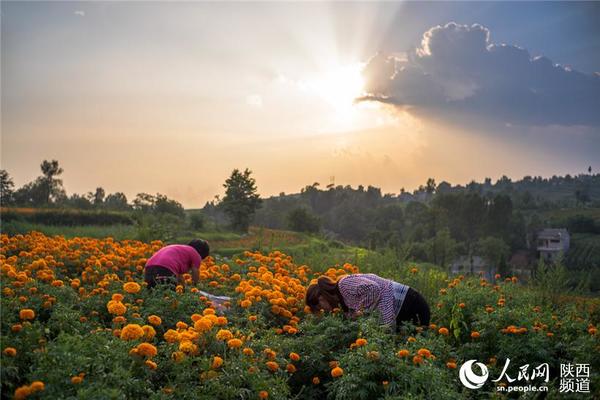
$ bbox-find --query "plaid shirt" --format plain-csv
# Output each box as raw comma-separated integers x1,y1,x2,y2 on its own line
338,273,397,327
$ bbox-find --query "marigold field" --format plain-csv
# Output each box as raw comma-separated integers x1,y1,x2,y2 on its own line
1,232,599,399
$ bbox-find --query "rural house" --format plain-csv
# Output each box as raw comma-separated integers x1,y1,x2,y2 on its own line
536,228,570,262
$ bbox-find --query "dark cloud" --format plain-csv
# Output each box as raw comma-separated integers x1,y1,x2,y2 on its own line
359,22,600,126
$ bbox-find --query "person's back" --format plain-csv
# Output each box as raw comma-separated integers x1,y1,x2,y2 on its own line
146,244,201,276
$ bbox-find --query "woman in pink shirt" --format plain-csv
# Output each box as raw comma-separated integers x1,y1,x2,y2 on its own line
144,239,209,288
305,273,430,332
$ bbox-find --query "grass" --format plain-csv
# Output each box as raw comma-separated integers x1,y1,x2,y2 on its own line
1,221,138,240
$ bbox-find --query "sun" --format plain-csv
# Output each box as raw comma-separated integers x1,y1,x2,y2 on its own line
306,62,366,121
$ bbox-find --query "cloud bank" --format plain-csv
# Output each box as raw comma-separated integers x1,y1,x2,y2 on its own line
359,22,600,127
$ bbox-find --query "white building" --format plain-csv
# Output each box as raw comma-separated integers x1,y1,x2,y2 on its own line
537,228,570,262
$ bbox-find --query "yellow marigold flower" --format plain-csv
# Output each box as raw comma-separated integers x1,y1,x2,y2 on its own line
171,351,185,363
142,325,156,340
259,391,269,399
211,356,223,369
355,338,367,347
227,338,243,349
19,309,35,320
3,347,17,357
145,360,157,370
123,282,141,294
331,367,344,378
216,329,233,341
136,343,158,358
289,352,300,361
407,336,417,343
266,361,279,372
147,315,162,326
179,340,195,354
120,324,145,341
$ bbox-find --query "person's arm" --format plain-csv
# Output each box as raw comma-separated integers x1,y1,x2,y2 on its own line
191,265,200,285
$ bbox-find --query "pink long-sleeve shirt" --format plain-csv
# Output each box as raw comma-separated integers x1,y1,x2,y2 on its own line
338,273,407,327
145,244,201,275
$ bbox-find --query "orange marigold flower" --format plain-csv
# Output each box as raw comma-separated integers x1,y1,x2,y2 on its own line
107,301,126,316
397,349,410,358
331,366,344,378
417,348,431,358
164,329,180,343
147,315,162,326
471,331,480,339
216,329,233,341
438,327,449,335
412,355,423,365
312,376,320,385
212,356,223,369
259,391,269,399
446,361,457,369
286,363,297,373
145,359,157,370
266,361,279,372
123,282,141,294
355,338,367,347
243,347,254,356
14,386,31,400
227,338,243,349
289,352,300,361
3,347,17,357
136,343,158,358
142,325,156,340
194,317,213,333
19,309,35,320
120,324,145,341
112,293,124,302
30,381,44,392
71,376,84,384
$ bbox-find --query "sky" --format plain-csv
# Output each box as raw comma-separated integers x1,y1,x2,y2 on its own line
2,1,599,208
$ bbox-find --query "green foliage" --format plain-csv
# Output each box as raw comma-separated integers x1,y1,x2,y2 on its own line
287,207,321,233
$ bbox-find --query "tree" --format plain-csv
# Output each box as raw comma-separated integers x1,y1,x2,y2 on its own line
220,168,262,232
287,207,320,233
104,192,130,211
426,228,457,269
0,170,14,205
477,236,509,270
40,160,64,204
92,187,105,206
425,178,436,194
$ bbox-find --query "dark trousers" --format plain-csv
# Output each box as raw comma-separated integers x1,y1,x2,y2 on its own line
396,287,431,331
144,265,177,289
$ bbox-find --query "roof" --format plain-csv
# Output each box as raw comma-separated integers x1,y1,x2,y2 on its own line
537,228,569,239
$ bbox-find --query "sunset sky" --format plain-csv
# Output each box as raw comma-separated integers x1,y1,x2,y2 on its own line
2,1,599,208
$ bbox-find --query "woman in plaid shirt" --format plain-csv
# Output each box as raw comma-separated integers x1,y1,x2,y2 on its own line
305,273,430,332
